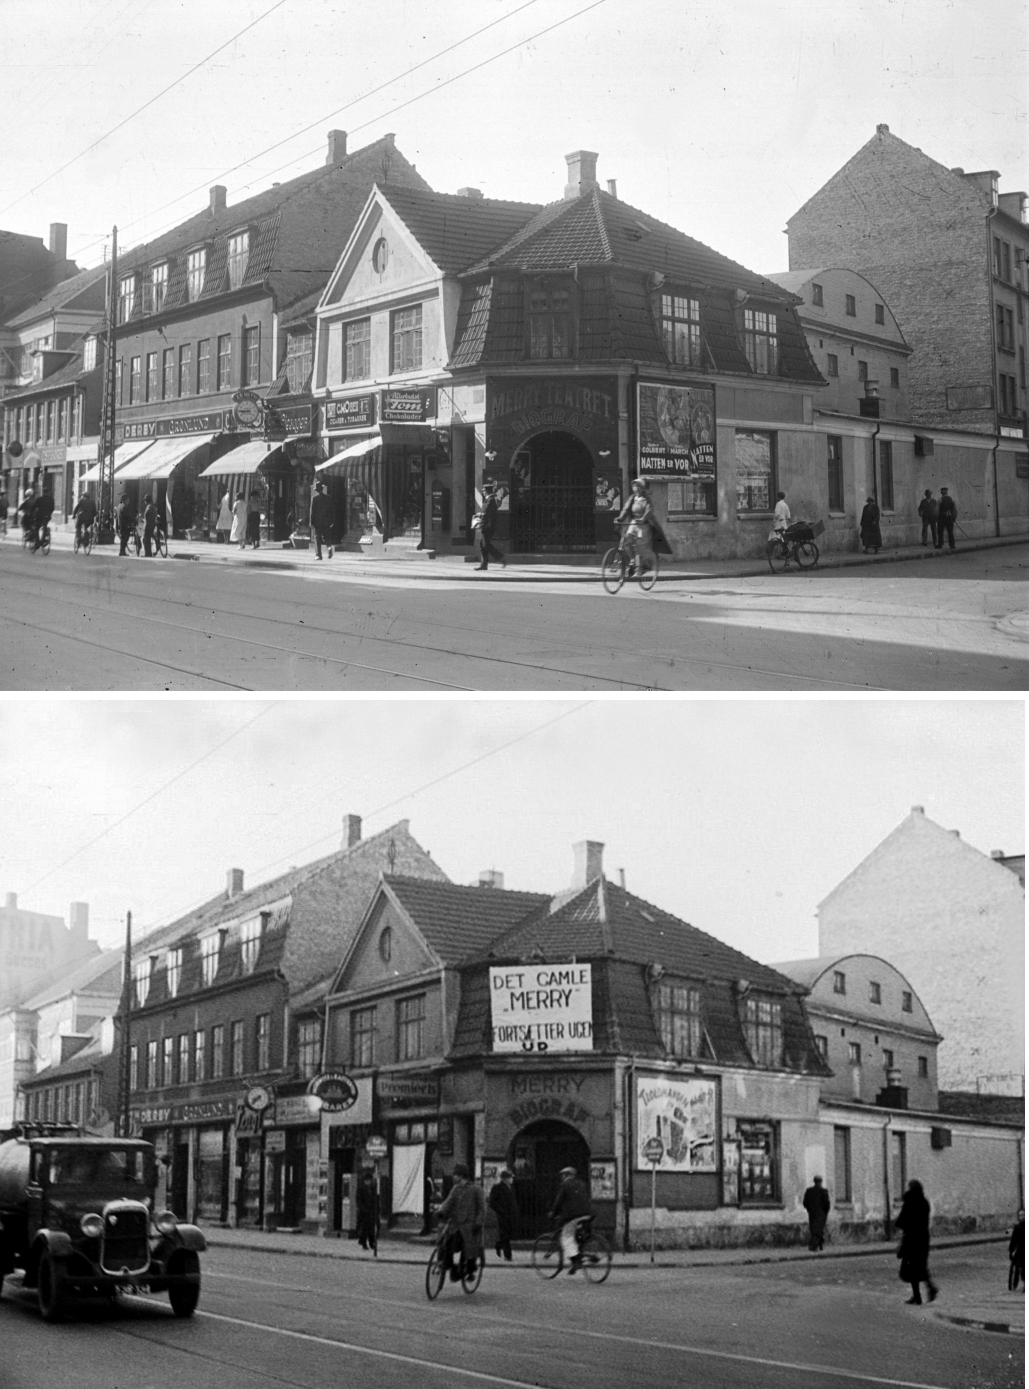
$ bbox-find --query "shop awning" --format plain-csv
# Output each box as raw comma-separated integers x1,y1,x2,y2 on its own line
116,432,217,481
198,438,286,477
80,438,156,484
315,434,380,473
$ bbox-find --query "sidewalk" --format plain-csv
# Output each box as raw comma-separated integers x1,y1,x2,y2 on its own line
6,526,1025,586
200,1224,1022,1335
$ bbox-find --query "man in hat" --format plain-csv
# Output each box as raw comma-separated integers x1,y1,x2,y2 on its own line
802,1174,831,1251
917,489,938,548
437,1163,486,1280
310,480,333,561
550,1165,593,1274
935,487,957,551
473,481,504,570
488,1168,519,1261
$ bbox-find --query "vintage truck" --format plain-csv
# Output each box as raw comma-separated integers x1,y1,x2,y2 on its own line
0,1123,206,1321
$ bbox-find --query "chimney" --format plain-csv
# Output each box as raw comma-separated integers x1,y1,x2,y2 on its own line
990,849,1005,859
342,814,362,849
606,179,618,199
326,129,348,165
876,123,890,135
911,805,924,814
69,901,89,944
209,185,227,216
618,868,626,890
49,223,68,261
456,187,483,199
571,839,604,888
5,893,16,910
478,869,504,890
226,867,244,898
564,150,599,201
949,829,960,838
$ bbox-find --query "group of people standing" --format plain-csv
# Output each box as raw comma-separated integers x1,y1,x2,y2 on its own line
917,488,959,551
215,488,263,549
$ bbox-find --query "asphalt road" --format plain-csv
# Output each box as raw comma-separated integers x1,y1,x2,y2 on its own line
0,1243,1021,1389
1,543,1026,690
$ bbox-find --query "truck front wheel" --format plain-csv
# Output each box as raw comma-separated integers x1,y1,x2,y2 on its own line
168,1252,200,1318
38,1253,67,1323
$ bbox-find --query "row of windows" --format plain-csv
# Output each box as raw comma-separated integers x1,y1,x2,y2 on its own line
826,354,901,389
22,1079,98,1126
117,232,251,324
992,235,1026,288
7,395,84,446
118,325,259,405
129,1015,270,1090
826,436,896,513
132,918,265,1008
812,283,887,326
348,994,427,1065
814,1034,929,1075
648,981,787,1068
831,970,912,1010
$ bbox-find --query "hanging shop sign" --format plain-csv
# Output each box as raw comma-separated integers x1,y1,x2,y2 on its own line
377,1073,440,1104
244,1084,273,1113
489,963,593,1054
232,389,265,430
381,386,436,424
325,394,376,430
276,402,314,437
274,1093,321,1126
635,1074,717,1173
636,381,715,478
307,1071,359,1113
234,1099,268,1137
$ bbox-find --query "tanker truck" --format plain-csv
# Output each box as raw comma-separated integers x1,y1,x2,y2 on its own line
0,1123,205,1322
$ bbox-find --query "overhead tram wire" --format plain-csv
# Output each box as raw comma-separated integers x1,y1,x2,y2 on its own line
65,0,608,268
0,0,290,218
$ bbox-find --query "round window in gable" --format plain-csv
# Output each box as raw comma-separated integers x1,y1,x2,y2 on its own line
372,237,389,274
378,926,393,963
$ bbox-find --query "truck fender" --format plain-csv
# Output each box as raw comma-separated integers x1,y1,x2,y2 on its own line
32,1230,75,1268
174,1224,207,1253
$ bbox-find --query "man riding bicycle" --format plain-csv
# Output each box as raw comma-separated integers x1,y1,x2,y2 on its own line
72,490,97,548
615,477,656,575
32,490,55,552
436,1163,485,1282
550,1165,593,1275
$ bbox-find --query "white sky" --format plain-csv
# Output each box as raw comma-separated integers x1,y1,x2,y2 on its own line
0,0,1025,277
0,698,1022,965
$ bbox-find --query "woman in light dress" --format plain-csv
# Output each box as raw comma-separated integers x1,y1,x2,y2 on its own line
216,490,232,543
230,493,248,547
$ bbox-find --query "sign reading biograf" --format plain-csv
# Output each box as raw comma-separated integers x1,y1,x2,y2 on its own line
637,381,715,478
635,1075,717,1172
489,964,593,1053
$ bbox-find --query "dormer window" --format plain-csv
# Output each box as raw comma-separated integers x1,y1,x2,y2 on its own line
660,293,701,366
741,994,784,1067
227,231,250,290
652,979,704,1057
200,929,224,986
240,913,266,974
743,309,778,375
528,283,573,359
132,956,154,1008
118,275,136,324
187,248,207,302
166,947,183,998
150,262,169,313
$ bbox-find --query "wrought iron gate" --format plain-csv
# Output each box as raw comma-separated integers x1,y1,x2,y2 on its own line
509,484,596,553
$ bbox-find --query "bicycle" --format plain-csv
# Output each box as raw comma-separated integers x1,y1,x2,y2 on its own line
74,518,95,555
767,520,821,574
135,515,169,557
425,1224,485,1299
601,523,659,594
531,1218,612,1284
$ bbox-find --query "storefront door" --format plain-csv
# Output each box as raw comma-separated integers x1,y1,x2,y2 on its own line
196,1126,228,1223
170,1141,189,1220
509,432,595,553
509,1119,590,1238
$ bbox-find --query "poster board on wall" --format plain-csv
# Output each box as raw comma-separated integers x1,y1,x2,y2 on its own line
635,1074,717,1172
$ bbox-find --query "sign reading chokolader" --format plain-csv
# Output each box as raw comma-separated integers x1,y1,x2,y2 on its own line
381,386,436,423
489,963,593,1054
307,1071,359,1112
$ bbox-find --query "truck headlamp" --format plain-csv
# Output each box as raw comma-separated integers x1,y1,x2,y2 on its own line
80,1213,104,1238
155,1209,179,1235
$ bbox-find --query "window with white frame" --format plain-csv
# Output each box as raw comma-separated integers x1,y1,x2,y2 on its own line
83,337,97,372
211,1023,225,1078
194,1030,205,1081
351,1007,376,1067
345,319,371,380
735,429,776,512
227,231,250,290
178,1032,190,1084
391,305,423,372
255,1012,270,1071
150,262,168,313
242,325,260,387
285,330,313,393
396,995,426,1062
231,1019,244,1074
162,1035,174,1086
743,309,778,375
165,947,183,997
146,1040,158,1088
133,957,153,1008
129,1044,139,1091
200,931,223,987
661,293,701,366
146,352,158,401
187,248,206,302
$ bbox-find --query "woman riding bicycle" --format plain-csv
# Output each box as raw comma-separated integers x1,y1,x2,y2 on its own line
615,477,656,575
436,1164,485,1282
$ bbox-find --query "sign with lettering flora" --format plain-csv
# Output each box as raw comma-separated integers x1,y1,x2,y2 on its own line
635,1075,717,1173
489,963,593,1053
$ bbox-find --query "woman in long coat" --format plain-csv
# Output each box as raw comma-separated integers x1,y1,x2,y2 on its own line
895,1179,938,1304
860,497,882,553
230,494,248,547
438,1164,486,1279
354,1170,378,1253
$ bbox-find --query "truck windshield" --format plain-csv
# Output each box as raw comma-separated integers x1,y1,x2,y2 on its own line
50,1148,151,1187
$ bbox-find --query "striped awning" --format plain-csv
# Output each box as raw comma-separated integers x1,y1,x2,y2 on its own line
198,438,286,477
80,438,156,484
116,433,217,480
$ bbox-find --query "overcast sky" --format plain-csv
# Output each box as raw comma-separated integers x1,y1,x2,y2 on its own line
1,0,1025,278
1,698,1022,965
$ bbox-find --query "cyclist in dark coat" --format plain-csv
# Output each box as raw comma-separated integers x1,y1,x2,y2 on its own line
438,1164,485,1280
32,491,55,552
72,491,97,548
142,498,160,557
550,1165,593,1274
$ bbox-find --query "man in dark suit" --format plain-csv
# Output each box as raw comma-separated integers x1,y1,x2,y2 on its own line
474,481,505,571
310,480,333,560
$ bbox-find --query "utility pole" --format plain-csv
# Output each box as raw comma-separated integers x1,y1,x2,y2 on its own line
116,910,132,1138
97,226,118,544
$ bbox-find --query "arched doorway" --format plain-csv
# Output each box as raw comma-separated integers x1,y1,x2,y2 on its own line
508,1118,590,1238
509,431,595,553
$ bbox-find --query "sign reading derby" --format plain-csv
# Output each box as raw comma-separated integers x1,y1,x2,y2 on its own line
489,963,593,1053
307,1071,359,1113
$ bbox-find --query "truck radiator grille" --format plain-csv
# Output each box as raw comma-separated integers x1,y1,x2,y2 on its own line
100,1206,150,1275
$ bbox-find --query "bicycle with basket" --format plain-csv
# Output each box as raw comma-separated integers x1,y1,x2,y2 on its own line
767,518,824,574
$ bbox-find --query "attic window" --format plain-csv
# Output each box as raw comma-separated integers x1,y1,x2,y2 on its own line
200,929,225,987
240,913,266,975
652,979,704,1058
227,231,250,290
528,283,574,359
149,262,169,313
187,248,207,302
379,927,393,963
118,275,136,324
132,956,154,1008
743,309,778,375
741,995,784,1067
165,947,183,998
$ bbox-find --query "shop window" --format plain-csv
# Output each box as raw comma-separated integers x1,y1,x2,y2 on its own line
811,282,823,306
211,1023,225,1079
194,1030,206,1081
187,248,206,302
163,348,175,399
217,333,232,390
397,994,426,1061
875,303,885,325
242,325,260,387
741,995,783,1067
652,978,704,1057
286,330,313,393
146,1040,158,1089
227,231,250,290
129,356,141,404
178,1032,190,1084
827,434,844,511
869,981,882,1005
737,1120,779,1203
133,956,153,1008
880,440,895,510
162,1036,173,1087
528,284,573,359
352,1007,376,1067
845,294,856,317
256,1012,270,1071
391,304,423,372
166,947,182,997
743,308,778,375
118,275,135,324
197,340,210,393
298,1019,321,1079
660,293,701,366
833,1126,852,1201
735,429,776,512
150,262,168,313
345,318,371,380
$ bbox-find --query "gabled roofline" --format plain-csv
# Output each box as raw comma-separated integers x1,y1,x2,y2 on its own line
327,873,444,997
316,184,447,315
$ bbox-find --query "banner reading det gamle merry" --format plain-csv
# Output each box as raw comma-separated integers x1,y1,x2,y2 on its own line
489,963,594,1053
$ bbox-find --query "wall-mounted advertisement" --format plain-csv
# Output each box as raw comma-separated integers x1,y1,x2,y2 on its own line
635,1074,717,1172
489,963,593,1054
637,381,715,479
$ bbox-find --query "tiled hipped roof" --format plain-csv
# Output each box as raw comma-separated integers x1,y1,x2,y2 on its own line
382,876,551,964
376,186,542,276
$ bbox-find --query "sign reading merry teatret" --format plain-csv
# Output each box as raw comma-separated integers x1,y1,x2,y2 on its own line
489,964,593,1053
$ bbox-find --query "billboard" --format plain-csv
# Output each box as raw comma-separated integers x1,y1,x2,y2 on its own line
637,381,716,478
489,963,593,1054
635,1074,717,1172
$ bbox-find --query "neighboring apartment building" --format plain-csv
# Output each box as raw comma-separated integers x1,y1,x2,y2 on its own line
314,150,828,561
93,130,429,541
0,223,79,344
0,894,96,1011
16,1016,119,1137
817,806,1025,1096
122,814,446,1229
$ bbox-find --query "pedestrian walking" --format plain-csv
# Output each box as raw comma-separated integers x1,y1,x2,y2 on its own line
935,488,957,551
917,490,938,548
310,480,334,560
550,1165,593,1275
859,497,882,553
895,1179,939,1305
355,1170,378,1253
142,497,159,557
246,489,262,548
473,481,505,570
117,491,136,556
802,1175,830,1251
230,493,248,548
488,1168,519,1262
216,489,233,543
1009,1207,1024,1290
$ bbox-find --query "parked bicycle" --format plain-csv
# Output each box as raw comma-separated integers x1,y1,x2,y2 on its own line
132,515,168,558
767,519,824,574
425,1222,485,1299
531,1217,612,1283
602,522,659,594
